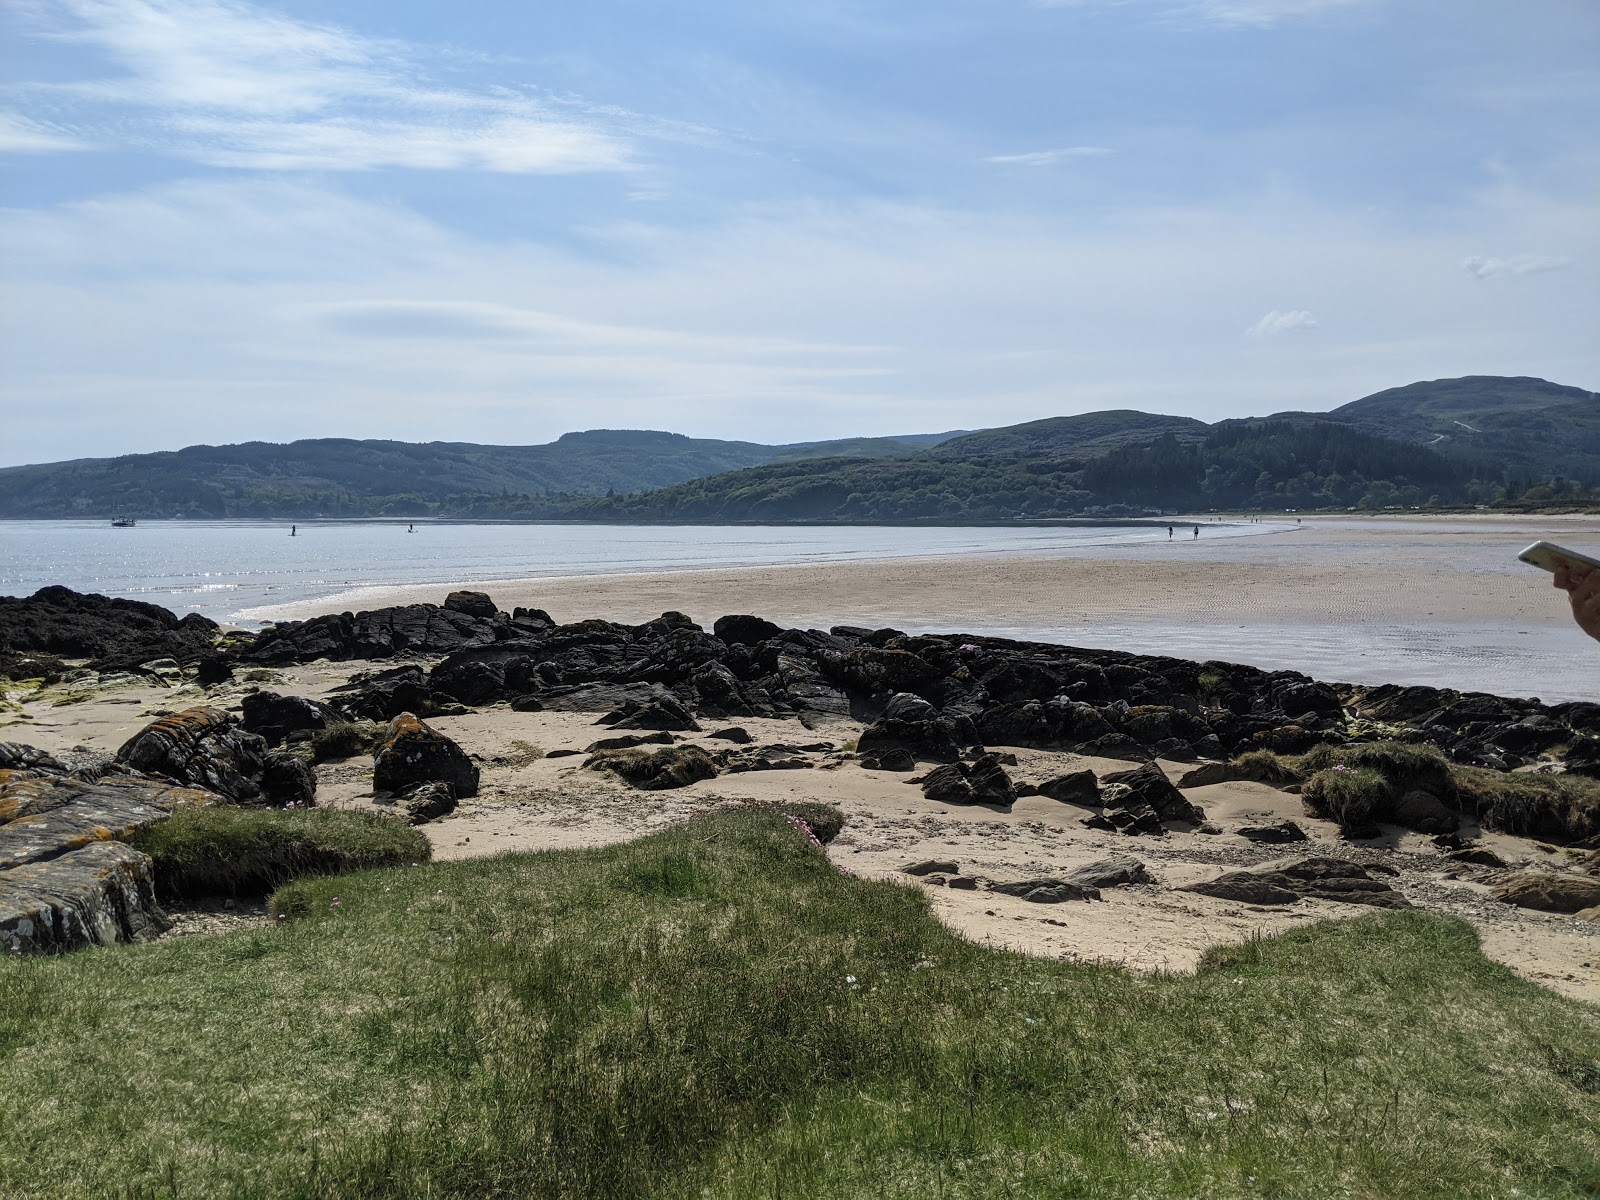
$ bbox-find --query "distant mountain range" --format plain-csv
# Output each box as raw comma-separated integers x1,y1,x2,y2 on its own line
0,375,1592,520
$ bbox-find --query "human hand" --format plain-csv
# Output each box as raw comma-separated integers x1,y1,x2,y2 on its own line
1555,565,1600,643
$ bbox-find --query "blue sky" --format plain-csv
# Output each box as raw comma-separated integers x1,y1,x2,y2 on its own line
1,0,1596,465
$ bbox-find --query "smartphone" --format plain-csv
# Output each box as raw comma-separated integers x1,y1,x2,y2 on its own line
1519,540,1600,575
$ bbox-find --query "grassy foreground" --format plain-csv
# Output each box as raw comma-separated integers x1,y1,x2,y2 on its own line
1,810,1597,1199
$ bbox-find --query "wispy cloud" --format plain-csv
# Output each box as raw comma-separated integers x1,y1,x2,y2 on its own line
1245,308,1318,336
12,0,637,173
983,146,1112,166
1462,254,1575,279
0,111,92,153
1032,0,1371,28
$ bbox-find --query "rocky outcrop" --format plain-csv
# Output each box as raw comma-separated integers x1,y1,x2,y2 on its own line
116,707,314,807
919,754,1016,806
243,597,552,665
990,877,1100,903
1181,856,1412,909
240,690,330,748
1100,763,1206,826
372,714,480,799
1,841,168,953
0,769,219,953
1489,871,1600,914
0,586,219,674
583,744,719,791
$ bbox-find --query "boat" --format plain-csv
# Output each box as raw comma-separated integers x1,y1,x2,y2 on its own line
110,511,136,527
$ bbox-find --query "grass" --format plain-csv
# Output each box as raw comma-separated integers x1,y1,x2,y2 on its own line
1,808,1598,1198
585,743,720,790
128,805,431,900
1235,740,1599,841
310,719,387,763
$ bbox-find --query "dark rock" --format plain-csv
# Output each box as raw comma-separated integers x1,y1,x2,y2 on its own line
261,750,316,808
401,781,457,824
1,774,217,871
884,692,938,722
443,590,498,619
1152,738,1197,761
861,746,916,772
373,713,479,799
919,754,1015,805
708,726,753,744
1489,871,1600,914
1445,846,1508,868
584,744,719,790
1235,820,1309,844
1175,762,1232,788
544,749,582,758
1061,856,1152,888
239,690,330,748
900,859,959,876
990,878,1100,903
1,841,169,953
920,764,977,805
244,602,500,665
1100,762,1205,825
116,707,283,805
0,742,65,777
586,732,676,752
196,654,234,686
536,682,676,713
329,665,436,723
1079,733,1152,762
712,614,783,646
947,875,979,890
1392,789,1459,835
691,661,755,717
856,717,964,764
510,695,544,712
0,585,220,674
1101,801,1165,836
1037,770,1100,806
600,697,701,732
1181,856,1412,909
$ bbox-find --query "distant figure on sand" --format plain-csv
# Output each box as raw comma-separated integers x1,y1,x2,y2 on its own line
1167,525,1173,540
1555,564,1600,644
408,523,415,533
290,525,296,537
1193,525,1199,539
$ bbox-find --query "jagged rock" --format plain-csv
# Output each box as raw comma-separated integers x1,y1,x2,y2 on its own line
1392,789,1459,835
857,717,963,764
262,751,316,808
1037,770,1099,806
713,614,783,646
720,750,813,773
116,707,305,805
196,654,234,686
243,602,502,664
444,590,498,619
0,742,65,777
0,774,217,870
586,732,675,752
884,692,938,722
0,585,220,674
861,746,916,772
401,782,457,824
1175,762,1232,788
920,764,976,804
708,726,753,744
692,661,755,717
239,690,330,748
536,682,675,713
373,713,479,799
1100,763,1205,825
1061,856,1152,888
599,697,701,732
1,841,168,953
1182,856,1412,909
1096,801,1165,836
1444,846,1508,868
1489,871,1600,914
990,878,1100,903
919,754,1015,805
584,744,719,790
1236,820,1309,844
329,665,437,722
901,859,959,876
1079,733,1151,762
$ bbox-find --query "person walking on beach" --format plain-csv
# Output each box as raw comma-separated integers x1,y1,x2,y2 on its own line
1167,525,1174,540
290,524,296,537
1555,564,1600,643
1192,525,1199,539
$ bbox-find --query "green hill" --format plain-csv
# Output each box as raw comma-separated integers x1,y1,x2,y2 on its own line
0,428,960,519
935,411,1210,458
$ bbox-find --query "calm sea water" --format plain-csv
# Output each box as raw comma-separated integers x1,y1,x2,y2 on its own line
0,519,1260,626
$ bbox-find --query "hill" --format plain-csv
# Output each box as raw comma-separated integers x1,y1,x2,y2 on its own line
935,411,1209,458
0,428,960,519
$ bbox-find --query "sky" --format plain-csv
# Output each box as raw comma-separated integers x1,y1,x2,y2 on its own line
1,0,1596,466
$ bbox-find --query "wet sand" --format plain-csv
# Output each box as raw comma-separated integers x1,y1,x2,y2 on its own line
248,515,1600,701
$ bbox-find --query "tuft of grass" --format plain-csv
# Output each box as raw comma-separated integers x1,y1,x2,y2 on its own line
2,810,1598,1198
1298,741,1457,803
1302,766,1393,836
310,719,387,762
585,743,719,790
1228,748,1303,786
749,800,846,844
129,805,430,900
1454,767,1600,843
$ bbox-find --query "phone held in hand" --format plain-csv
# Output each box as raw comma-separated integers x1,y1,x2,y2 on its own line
1519,541,1600,575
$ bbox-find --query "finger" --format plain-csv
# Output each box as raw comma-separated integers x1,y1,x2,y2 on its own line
1574,569,1600,601
1554,566,1574,591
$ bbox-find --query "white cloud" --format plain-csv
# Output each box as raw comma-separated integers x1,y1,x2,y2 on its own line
13,0,637,173
1462,254,1576,279
1032,0,1371,27
0,111,91,153
1245,309,1319,337
984,146,1113,166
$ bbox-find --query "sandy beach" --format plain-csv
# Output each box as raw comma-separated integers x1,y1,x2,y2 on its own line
13,656,1597,1005
249,515,1600,701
